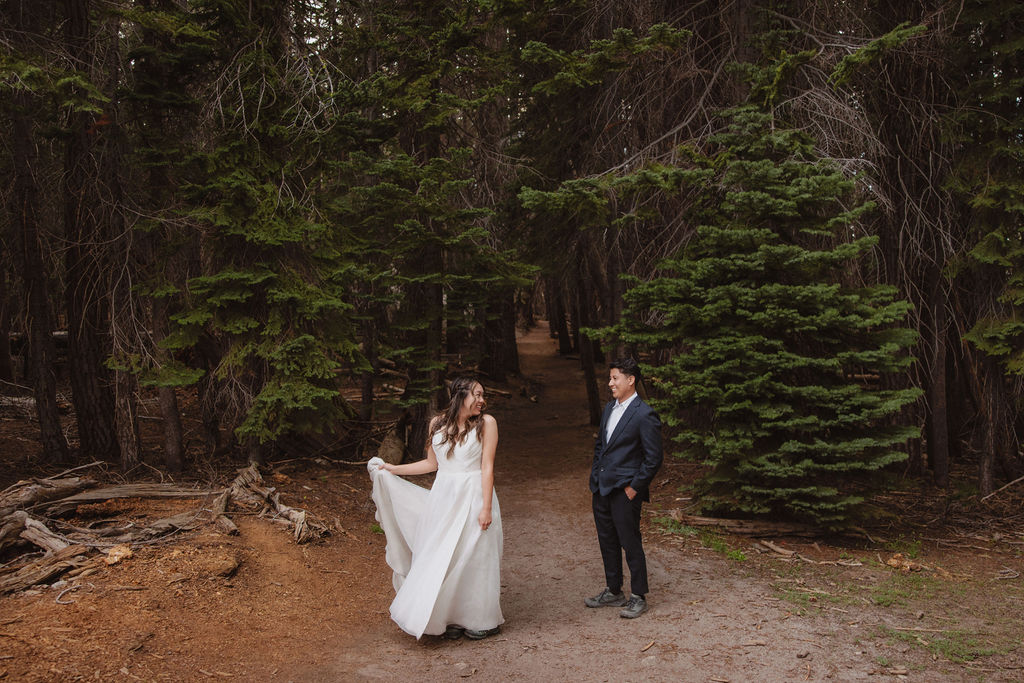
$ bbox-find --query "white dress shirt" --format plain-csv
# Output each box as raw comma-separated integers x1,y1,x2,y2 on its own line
605,391,638,443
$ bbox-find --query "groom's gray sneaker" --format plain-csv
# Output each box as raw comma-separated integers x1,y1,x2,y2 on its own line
584,588,627,608
619,595,648,618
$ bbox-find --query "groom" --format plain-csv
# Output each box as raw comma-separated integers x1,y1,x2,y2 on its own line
586,357,663,618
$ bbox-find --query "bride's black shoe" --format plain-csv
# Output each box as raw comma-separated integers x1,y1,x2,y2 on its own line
464,626,500,640
444,625,465,640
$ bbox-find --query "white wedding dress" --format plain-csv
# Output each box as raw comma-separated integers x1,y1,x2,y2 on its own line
368,429,503,639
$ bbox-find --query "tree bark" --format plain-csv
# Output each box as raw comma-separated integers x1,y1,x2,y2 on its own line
979,368,997,497
152,300,184,471
114,370,141,470
479,288,520,380
103,108,141,471
606,243,627,359
576,277,602,426
544,278,558,339
404,240,444,461
63,0,119,462
359,320,377,423
9,79,69,461
928,291,949,487
0,270,14,386
196,343,223,456
549,279,573,355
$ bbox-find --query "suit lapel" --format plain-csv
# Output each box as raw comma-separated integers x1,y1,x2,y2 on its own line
602,399,640,453
598,401,615,451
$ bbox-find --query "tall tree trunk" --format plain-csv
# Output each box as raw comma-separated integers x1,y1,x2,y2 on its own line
158,386,184,471
131,0,186,471
518,282,536,330
576,277,602,426
63,0,119,462
405,244,444,461
928,291,949,487
150,297,184,472
359,317,377,423
606,244,627,360
114,370,140,470
10,85,70,461
479,289,519,381
547,278,573,355
104,93,140,471
198,377,222,455
0,270,14,386
972,356,1019,497
544,278,558,338
979,364,998,497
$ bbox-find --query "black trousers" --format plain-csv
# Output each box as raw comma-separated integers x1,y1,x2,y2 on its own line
592,488,648,596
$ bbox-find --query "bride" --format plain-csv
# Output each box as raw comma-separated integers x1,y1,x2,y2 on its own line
367,377,504,640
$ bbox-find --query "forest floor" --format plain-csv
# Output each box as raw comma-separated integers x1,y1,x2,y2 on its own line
2,325,1024,682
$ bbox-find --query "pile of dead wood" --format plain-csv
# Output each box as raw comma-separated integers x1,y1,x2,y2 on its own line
0,463,327,594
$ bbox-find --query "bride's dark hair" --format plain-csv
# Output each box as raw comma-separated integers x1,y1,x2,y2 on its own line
430,376,484,454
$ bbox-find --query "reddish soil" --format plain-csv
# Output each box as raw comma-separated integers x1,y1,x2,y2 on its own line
2,325,1023,681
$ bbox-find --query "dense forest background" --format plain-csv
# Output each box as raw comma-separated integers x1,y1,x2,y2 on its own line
1,0,1021,527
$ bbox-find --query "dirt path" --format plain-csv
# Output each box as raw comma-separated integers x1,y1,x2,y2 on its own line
320,327,892,682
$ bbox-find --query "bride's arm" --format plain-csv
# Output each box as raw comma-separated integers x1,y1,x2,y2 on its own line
382,441,439,476
478,414,498,531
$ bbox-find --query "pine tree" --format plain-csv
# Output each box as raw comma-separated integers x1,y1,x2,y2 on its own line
607,102,921,528
320,0,531,437
160,0,362,454
951,0,1024,491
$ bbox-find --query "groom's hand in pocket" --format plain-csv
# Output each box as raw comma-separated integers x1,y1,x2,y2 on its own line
624,486,638,500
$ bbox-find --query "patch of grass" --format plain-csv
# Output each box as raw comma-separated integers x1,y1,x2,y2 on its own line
772,562,807,579
871,573,937,607
775,588,813,614
875,655,891,667
884,534,923,559
698,530,746,561
774,581,857,613
652,517,746,560
878,626,1016,663
652,516,698,536
370,522,384,534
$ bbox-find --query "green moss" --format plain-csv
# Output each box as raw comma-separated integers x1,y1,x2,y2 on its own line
884,535,923,559
652,517,746,560
652,516,698,536
878,626,1018,663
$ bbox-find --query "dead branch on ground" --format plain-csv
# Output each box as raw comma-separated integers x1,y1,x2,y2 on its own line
0,465,324,593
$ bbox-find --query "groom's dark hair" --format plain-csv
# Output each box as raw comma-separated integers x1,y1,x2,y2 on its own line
609,357,641,380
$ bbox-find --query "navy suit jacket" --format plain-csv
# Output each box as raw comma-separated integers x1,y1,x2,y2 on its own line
590,395,663,501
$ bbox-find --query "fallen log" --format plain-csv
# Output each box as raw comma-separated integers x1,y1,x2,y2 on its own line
206,488,237,534
0,544,93,594
1,511,69,554
0,476,97,516
0,466,322,593
226,464,327,543
17,512,70,552
667,512,822,538
44,484,221,516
